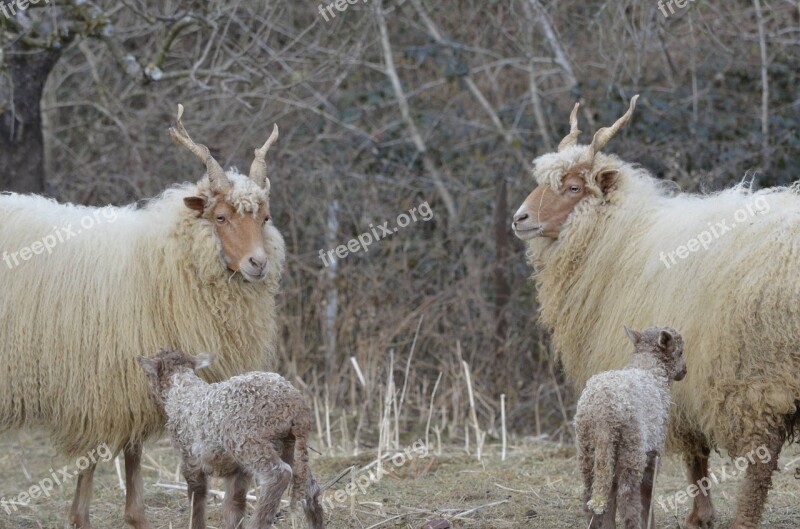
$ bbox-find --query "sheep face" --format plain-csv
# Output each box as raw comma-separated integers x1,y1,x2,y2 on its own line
512,162,590,239
171,104,280,282
136,348,213,406
625,326,688,382
512,96,638,241
184,182,274,282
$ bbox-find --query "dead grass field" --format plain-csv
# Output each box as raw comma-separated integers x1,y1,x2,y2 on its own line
1,431,798,529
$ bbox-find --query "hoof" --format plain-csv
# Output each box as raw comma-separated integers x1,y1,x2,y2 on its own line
124,514,154,529
685,509,715,529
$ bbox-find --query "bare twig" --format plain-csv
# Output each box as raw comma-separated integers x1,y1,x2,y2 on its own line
409,0,528,166
753,0,770,171
374,0,457,221
525,0,595,129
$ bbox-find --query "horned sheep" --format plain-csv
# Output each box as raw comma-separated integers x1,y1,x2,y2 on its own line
0,105,285,529
576,325,686,529
137,348,324,529
513,95,800,528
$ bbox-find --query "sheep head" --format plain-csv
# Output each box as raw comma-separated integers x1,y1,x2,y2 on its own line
625,325,687,382
137,348,214,406
171,104,280,282
512,95,639,240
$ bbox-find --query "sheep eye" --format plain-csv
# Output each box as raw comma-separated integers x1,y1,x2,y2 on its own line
216,215,226,224
264,215,271,224
569,185,581,193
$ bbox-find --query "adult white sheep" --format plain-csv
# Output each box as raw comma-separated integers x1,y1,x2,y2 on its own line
512,95,800,529
0,105,285,529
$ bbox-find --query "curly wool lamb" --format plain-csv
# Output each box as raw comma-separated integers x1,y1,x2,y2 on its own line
576,326,686,529
513,95,800,529
0,105,285,529
137,348,324,529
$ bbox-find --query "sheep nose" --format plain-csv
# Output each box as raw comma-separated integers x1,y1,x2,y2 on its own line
249,257,266,272
512,212,530,229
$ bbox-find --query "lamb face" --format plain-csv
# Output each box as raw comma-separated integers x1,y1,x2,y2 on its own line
625,325,687,382
136,348,213,406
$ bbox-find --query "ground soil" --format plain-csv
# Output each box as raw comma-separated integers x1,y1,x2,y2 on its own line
0,431,798,528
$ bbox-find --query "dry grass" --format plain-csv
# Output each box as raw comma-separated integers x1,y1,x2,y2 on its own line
1,430,797,529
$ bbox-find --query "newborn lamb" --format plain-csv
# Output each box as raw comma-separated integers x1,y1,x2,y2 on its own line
137,348,324,529
575,326,687,529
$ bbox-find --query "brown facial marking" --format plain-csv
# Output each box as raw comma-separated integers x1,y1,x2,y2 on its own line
513,163,592,239
209,196,271,280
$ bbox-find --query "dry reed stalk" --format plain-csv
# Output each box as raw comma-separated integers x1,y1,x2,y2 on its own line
324,385,333,454
501,393,507,461
425,372,443,450
462,357,484,460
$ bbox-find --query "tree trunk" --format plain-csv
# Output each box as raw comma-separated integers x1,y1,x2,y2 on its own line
492,174,510,371
0,45,62,194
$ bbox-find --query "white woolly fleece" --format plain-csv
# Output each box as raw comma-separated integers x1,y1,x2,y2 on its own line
526,144,800,455
0,174,286,455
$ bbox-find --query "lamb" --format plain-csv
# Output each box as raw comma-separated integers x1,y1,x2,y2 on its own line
575,326,687,529
0,105,285,529
513,95,800,529
137,348,324,529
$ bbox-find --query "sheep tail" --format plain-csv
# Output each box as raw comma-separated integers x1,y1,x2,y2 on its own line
587,429,616,515
289,421,310,509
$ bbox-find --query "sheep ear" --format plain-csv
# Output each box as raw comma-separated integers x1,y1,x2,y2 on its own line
624,325,640,345
137,357,158,376
194,352,214,370
658,330,673,349
596,169,619,194
184,196,207,212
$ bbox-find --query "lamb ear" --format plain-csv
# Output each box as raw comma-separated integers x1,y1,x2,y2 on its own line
136,357,158,376
596,169,619,194
194,352,214,370
624,325,641,345
658,330,673,349
184,196,207,212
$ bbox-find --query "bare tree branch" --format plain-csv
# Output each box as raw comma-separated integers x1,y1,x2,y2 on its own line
753,0,770,171
374,0,457,221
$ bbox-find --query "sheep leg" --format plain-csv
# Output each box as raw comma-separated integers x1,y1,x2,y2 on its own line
182,460,208,529
617,463,644,529
640,452,657,529
246,460,293,529
69,461,96,529
282,433,324,529
223,470,250,529
123,444,153,529
600,479,617,529
684,447,715,529
280,436,297,506
303,473,325,529
730,428,784,529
